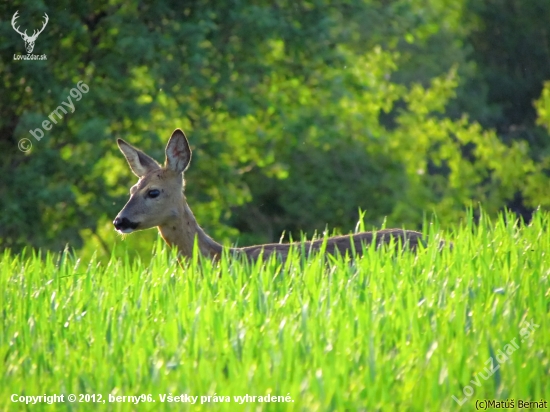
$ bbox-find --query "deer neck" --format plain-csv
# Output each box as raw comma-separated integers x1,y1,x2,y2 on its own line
157,199,223,259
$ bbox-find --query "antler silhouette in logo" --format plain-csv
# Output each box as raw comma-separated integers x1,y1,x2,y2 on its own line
11,11,49,54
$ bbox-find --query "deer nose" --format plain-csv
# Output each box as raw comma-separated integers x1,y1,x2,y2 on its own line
113,217,124,230
113,217,138,231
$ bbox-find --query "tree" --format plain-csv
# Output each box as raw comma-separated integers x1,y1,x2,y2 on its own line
1,0,549,257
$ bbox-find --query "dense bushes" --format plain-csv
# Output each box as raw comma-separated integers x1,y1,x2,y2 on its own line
1,0,549,256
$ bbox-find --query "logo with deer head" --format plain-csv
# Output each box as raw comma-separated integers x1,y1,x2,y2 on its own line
11,10,49,54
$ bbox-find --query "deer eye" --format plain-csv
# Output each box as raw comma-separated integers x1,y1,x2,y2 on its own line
147,189,160,198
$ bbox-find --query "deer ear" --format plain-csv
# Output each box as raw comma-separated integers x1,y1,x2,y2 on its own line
117,139,161,178
165,129,192,173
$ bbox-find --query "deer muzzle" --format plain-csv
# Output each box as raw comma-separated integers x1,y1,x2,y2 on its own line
113,216,139,233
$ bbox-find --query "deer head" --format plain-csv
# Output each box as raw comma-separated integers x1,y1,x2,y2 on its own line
113,129,192,234
12,11,49,54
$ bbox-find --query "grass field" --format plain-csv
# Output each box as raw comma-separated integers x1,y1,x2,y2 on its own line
1,211,549,411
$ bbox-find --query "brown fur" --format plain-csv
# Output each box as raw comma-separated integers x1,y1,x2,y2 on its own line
114,129,436,261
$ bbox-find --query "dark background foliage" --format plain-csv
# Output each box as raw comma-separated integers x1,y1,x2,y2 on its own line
1,0,549,258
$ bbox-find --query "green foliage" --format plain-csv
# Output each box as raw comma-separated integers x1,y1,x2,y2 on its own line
536,82,550,131
233,48,550,241
1,211,549,410
0,0,549,256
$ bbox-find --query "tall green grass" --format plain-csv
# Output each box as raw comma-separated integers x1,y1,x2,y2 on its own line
1,211,548,411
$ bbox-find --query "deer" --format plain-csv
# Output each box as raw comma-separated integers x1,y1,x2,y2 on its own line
11,11,49,54
113,129,438,261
